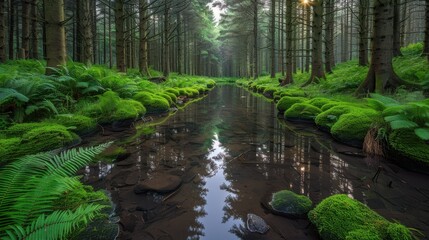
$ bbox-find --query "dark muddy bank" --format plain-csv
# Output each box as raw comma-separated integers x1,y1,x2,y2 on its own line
83,85,429,240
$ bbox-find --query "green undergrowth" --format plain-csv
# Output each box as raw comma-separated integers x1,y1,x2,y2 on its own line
237,42,429,167
309,194,413,240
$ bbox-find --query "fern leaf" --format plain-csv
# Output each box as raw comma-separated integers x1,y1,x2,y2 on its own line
0,88,29,105
4,204,104,240
390,120,418,130
414,128,429,141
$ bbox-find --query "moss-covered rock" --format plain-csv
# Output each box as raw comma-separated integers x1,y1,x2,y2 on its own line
134,91,170,114
112,99,146,121
4,122,59,137
0,137,21,163
306,98,335,109
276,96,308,113
269,190,313,217
284,103,322,121
21,125,78,152
315,105,355,130
308,194,412,240
388,129,429,171
165,88,180,97
330,109,381,147
163,91,178,103
47,114,96,133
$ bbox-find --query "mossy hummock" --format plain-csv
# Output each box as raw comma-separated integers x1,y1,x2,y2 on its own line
315,105,356,130
133,91,170,114
269,190,313,217
46,114,96,133
308,194,412,240
284,103,322,121
276,96,308,113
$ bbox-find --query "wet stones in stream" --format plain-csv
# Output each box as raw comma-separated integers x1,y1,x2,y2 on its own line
246,213,270,234
134,173,182,194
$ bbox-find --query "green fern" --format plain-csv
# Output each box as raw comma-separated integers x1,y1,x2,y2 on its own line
0,143,111,234
4,204,104,240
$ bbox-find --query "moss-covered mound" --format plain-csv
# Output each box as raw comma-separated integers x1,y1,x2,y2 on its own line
306,98,335,109
4,122,57,137
273,88,307,101
315,105,355,130
269,190,313,216
308,194,412,240
284,103,322,121
330,109,380,147
46,114,96,133
276,96,308,113
388,129,429,170
0,137,22,162
133,91,170,114
21,125,78,152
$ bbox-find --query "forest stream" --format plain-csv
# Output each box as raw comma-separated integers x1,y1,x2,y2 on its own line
82,85,429,240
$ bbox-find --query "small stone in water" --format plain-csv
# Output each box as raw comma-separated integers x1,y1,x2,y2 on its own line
246,213,270,234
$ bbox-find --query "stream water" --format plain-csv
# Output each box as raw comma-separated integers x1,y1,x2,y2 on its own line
83,85,429,240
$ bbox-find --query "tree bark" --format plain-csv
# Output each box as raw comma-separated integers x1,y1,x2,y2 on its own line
392,0,401,57
282,0,293,85
357,0,404,93
0,0,5,62
303,0,325,86
21,0,31,59
162,0,170,77
423,0,429,61
8,0,14,59
44,0,66,73
305,7,311,72
30,0,38,59
139,0,149,75
358,0,369,66
270,0,275,78
115,0,126,72
252,0,258,79
324,0,335,73
79,0,93,65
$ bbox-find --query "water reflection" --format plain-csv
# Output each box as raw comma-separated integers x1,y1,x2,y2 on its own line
83,85,429,239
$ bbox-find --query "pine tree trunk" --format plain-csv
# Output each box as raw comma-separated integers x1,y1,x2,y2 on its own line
80,0,93,65
8,0,13,59
252,0,258,79
324,0,335,73
176,13,182,75
115,0,126,72
270,0,275,78
162,0,170,77
357,0,404,93
282,0,293,85
392,0,401,57
0,0,5,62
21,0,31,59
423,0,429,61
305,7,311,72
303,0,325,86
358,0,369,66
44,0,66,73
30,0,38,59
139,0,149,75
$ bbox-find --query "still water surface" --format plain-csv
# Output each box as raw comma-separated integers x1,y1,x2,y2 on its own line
85,85,429,240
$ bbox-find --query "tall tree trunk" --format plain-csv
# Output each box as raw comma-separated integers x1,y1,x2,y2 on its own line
324,0,335,73
177,13,183,75
115,0,126,72
0,0,5,62
80,0,93,65
357,0,404,93
139,0,149,75
21,0,31,58
282,0,293,85
30,0,38,59
8,0,14,59
162,0,170,77
392,0,401,57
270,0,275,78
252,0,258,79
44,0,66,73
305,7,311,72
303,0,325,86
358,0,369,66
423,0,429,61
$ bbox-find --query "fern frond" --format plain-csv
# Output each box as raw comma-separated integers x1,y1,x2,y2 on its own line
4,204,104,240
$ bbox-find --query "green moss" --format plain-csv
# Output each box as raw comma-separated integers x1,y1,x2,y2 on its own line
308,194,412,240
133,91,170,114
315,105,355,129
387,223,413,240
165,88,180,97
284,103,322,121
4,122,59,137
156,93,173,105
47,114,96,133
306,98,335,109
389,129,429,164
55,183,109,211
270,190,313,215
0,137,21,162
163,91,178,103
276,96,308,113
330,109,381,145
21,125,77,152
100,145,127,159
112,99,146,121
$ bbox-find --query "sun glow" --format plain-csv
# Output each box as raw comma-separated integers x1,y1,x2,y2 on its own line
300,0,311,6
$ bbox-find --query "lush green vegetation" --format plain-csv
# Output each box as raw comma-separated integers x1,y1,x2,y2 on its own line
237,43,429,170
308,194,413,240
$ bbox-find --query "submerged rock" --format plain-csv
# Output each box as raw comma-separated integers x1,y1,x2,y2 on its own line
134,173,182,194
268,190,313,218
246,213,270,234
